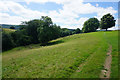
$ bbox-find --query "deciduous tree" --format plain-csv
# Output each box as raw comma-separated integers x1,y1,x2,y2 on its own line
100,13,116,31
82,18,99,33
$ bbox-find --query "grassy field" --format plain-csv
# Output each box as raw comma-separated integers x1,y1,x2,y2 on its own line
2,31,118,78
2,28,16,33
105,31,118,78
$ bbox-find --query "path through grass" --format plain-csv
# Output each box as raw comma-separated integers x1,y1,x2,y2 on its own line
2,31,118,78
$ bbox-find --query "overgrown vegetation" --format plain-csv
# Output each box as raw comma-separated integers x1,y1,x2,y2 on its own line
2,31,118,78
2,16,82,51
2,13,116,51
1,12,118,78
10,26,15,29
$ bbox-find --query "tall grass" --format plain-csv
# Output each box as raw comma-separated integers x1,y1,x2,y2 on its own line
2,31,118,78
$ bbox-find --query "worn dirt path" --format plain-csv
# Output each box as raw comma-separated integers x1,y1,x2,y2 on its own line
100,45,112,79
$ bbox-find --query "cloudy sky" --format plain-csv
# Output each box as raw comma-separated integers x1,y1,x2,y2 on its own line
0,0,119,30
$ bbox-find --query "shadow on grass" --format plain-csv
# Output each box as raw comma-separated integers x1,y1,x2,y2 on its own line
41,40,64,46
2,40,64,53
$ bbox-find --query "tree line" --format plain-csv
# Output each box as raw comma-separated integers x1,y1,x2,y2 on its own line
2,16,81,51
82,13,116,32
2,13,115,51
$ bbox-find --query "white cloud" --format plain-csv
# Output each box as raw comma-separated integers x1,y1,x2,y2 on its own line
0,0,118,29
48,0,117,29
0,13,28,25
108,26,119,30
1,0,120,2
0,1,47,25
95,7,117,20
23,0,84,5
96,4,99,7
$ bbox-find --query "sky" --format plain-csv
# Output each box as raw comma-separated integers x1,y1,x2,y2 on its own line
0,0,119,30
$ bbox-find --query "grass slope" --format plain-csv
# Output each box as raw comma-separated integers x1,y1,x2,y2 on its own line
2,31,118,78
2,28,16,33
105,31,118,78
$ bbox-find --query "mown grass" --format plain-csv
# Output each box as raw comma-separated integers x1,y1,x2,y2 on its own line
2,31,118,78
0,29,2,79
70,32,109,78
104,31,118,78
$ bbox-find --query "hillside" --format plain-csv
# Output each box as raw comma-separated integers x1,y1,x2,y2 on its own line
2,28,16,33
0,24,20,29
2,31,118,78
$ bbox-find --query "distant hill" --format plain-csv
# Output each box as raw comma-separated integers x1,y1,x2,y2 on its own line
62,28,75,31
0,24,77,31
0,24,20,29
68,29,75,31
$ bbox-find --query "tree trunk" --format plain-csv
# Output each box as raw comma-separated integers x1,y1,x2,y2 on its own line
106,28,107,31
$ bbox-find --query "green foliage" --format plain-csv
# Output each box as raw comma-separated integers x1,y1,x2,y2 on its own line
100,13,116,31
51,24,61,39
2,15,116,51
2,16,83,51
37,26,52,44
17,35,31,46
3,16,65,51
37,16,53,44
26,16,53,44
74,28,81,34
19,25,26,30
25,19,41,43
41,16,53,26
10,26,15,29
60,28,72,37
2,32,15,51
2,31,118,78
22,16,61,45
11,30,31,46
82,18,99,33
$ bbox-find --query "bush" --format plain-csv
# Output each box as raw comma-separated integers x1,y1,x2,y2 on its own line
10,26,15,29
11,30,31,46
2,32,15,51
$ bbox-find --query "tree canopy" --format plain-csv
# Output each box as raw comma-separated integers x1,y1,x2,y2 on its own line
2,32,15,51
82,18,99,33
75,28,81,34
100,13,116,31
10,26,15,29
